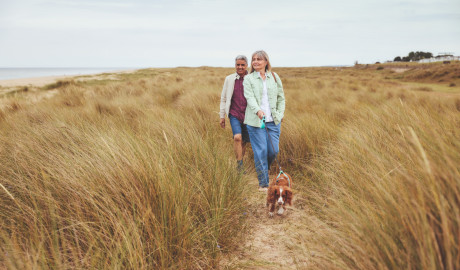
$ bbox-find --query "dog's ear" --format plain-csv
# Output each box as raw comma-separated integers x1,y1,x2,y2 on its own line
285,187,293,206
267,186,277,204
270,177,277,186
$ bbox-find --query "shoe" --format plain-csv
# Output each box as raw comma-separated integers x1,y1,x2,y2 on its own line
258,187,268,192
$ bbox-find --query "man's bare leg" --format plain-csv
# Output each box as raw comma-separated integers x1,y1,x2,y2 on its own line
233,134,243,161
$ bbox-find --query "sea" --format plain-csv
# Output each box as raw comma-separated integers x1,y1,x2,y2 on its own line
0,68,135,80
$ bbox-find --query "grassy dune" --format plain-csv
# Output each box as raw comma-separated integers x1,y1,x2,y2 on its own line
1,63,459,269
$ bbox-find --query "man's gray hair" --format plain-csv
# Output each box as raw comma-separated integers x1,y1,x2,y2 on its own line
235,55,248,64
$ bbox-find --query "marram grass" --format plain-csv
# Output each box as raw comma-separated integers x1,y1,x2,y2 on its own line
0,68,248,269
1,63,459,269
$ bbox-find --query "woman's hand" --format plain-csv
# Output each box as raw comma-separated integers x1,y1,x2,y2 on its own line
257,110,265,120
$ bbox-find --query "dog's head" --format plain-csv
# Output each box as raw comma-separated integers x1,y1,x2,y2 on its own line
267,185,293,206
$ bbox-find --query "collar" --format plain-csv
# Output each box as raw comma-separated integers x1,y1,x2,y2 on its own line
256,71,271,79
275,171,291,188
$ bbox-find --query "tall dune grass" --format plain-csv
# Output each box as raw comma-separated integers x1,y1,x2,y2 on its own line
0,69,248,269
1,64,459,269
278,66,460,269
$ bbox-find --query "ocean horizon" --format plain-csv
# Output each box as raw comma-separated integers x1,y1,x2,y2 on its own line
0,67,136,80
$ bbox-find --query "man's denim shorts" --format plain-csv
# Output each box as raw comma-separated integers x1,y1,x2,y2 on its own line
229,114,250,143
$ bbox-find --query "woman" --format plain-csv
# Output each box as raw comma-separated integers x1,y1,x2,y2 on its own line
243,50,285,191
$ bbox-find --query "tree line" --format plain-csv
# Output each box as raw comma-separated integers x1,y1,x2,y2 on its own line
394,51,433,62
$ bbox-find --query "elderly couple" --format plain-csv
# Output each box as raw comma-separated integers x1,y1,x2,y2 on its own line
219,50,285,192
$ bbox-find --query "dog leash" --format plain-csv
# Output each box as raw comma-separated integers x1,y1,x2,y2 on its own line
261,116,291,187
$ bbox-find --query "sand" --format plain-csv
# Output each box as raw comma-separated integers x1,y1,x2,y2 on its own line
0,69,139,110
0,75,77,88
0,69,138,88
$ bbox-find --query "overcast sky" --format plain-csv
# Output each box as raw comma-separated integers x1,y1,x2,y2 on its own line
1,0,459,67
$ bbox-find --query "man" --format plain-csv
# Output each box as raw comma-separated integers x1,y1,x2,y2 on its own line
219,55,250,171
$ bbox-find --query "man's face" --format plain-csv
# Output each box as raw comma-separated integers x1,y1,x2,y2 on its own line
235,59,248,76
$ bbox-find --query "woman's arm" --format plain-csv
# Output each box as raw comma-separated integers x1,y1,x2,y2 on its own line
274,72,285,118
243,77,261,116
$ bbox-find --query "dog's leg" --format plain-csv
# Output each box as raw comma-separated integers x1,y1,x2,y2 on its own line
277,205,285,215
269,203,275,217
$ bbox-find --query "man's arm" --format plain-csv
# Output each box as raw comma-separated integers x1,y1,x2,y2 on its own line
220,77,229,118
219,77,229,127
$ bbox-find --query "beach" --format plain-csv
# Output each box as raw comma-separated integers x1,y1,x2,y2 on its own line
0,69,138,91
0,74,78,88
0,69,139,110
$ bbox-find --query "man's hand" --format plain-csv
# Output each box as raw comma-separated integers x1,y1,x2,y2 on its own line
220,118,225,128
257,110,265,120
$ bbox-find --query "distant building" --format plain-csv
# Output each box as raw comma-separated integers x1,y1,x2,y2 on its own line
418,54,460,63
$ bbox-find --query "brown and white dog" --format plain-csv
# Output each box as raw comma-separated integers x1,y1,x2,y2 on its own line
266,172,293,217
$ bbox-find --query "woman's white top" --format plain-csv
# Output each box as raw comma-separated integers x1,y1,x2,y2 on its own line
258,72,273,122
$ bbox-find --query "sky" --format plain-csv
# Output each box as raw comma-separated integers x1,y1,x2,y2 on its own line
0,0,459,68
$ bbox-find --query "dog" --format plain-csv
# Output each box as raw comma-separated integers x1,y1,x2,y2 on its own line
266,172,293,217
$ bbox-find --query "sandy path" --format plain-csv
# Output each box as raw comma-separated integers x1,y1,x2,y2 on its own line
221,173,309,269
391,68,410,73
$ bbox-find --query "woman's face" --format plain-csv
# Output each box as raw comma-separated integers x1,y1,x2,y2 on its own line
252,54,267,72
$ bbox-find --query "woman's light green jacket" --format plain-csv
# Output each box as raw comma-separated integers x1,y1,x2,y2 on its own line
243,71,285,127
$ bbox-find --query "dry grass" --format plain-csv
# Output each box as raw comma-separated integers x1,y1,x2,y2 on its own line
278,65,460,269
0,68,247,269
364,61,460,87
0,64,459,269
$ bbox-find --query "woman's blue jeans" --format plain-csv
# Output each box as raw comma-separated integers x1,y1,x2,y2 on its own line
247,122,281,187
